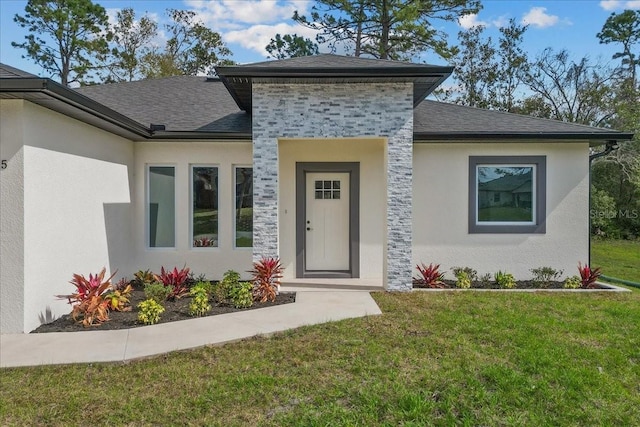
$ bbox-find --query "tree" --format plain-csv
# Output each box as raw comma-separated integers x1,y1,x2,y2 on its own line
597,9,640,84
106,8,157,82
12,0,110,86
518,48,613,126
495,19,528,112
436,25,498,108
436,19,528,111
140,9,233,78
293,0,482,61
266,34,319,59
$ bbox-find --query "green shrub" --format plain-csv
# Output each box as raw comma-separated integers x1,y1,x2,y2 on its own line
229,282,253,309
189,284,211,317
454,271,471,289
479,273,492,286
214,270,240,304
495,270,516,289
133,269,154,287
193,280,213,296
137,299,165,325
530,267,563,287
144,282,171,304
451,266,478,283
563,276,582,289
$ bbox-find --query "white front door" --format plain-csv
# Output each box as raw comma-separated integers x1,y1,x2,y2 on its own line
305,172,350,271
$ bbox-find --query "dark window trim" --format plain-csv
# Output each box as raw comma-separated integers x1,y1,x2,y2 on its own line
469,156,546,234
296,162,360,278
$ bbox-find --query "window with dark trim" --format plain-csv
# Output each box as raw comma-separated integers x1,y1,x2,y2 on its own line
469,156,546,234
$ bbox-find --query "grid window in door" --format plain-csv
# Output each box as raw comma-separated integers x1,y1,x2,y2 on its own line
314,180,341,200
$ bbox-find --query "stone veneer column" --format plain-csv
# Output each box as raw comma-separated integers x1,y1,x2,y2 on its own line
252,82,413,291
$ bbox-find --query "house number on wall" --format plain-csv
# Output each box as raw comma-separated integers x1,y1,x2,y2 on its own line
1,160,7,170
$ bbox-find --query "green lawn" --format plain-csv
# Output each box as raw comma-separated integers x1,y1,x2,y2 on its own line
2,292,639,426
592,239,640,283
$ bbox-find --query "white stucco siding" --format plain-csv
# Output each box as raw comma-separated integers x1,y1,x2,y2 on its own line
278,138,386,280
412,142,590,280
134,141,253,280
1,100,26,333
9,101,134,333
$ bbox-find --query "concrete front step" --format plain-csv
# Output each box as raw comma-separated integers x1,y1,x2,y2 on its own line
281,278,384,291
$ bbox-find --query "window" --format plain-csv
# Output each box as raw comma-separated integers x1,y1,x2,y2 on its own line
192,166,218,248
148,166,176,247
235,167,253,247
469,156,546,234
314,180,341,199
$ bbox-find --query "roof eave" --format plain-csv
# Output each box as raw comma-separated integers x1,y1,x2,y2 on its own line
216,66,454,77
1,77,151,139
413,132,635,145
150,130,252,140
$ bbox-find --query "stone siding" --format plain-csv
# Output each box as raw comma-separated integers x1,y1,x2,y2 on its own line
252,82,413,291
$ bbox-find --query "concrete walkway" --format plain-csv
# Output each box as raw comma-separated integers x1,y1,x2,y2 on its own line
0,288,382,368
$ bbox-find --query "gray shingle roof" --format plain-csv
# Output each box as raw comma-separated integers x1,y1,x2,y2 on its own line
75,76,250,134
0,63,37,78
237,53,445,69
74,75,629,142
0,58,608,142
414,100,627,140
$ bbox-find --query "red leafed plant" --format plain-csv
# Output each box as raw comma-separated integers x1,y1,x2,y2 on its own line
58,268,116,327
249,257,284,303
578,262,602,289
153,266,190,299
413,263,445,288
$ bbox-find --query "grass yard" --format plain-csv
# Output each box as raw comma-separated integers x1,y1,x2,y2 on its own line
592,239,640,283
2,292,639,426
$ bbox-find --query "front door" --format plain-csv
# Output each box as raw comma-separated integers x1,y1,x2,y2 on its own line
296,162,359,278
305,172,350,271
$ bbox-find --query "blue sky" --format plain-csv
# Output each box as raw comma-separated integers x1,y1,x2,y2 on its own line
1,0,639,77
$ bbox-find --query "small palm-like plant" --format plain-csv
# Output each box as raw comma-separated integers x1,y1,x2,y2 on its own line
413,263,445,288
106,279,133,312
153,266,190,300
58,268,117,327
65,267,117,304
578,262,602,289
249,257,283,303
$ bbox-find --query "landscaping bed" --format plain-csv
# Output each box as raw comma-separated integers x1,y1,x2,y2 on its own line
32,283,295,333
413,280,611,290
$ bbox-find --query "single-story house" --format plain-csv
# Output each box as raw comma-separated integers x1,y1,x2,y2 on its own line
0,55,634,333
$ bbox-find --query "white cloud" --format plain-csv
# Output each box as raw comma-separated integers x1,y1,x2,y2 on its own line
600,0,622,10
492,15,510,28
521,7,564,28
185,0,311,29
225,23,319,58
458,13,488,29
600,0,640,9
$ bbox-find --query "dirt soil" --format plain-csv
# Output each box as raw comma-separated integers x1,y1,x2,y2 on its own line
414,280,606,289
32,285,296,333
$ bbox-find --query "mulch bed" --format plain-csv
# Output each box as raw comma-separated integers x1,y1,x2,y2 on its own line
414,280,607,289
32,285,296,333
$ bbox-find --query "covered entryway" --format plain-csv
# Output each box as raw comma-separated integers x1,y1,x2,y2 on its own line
296,162,359,278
